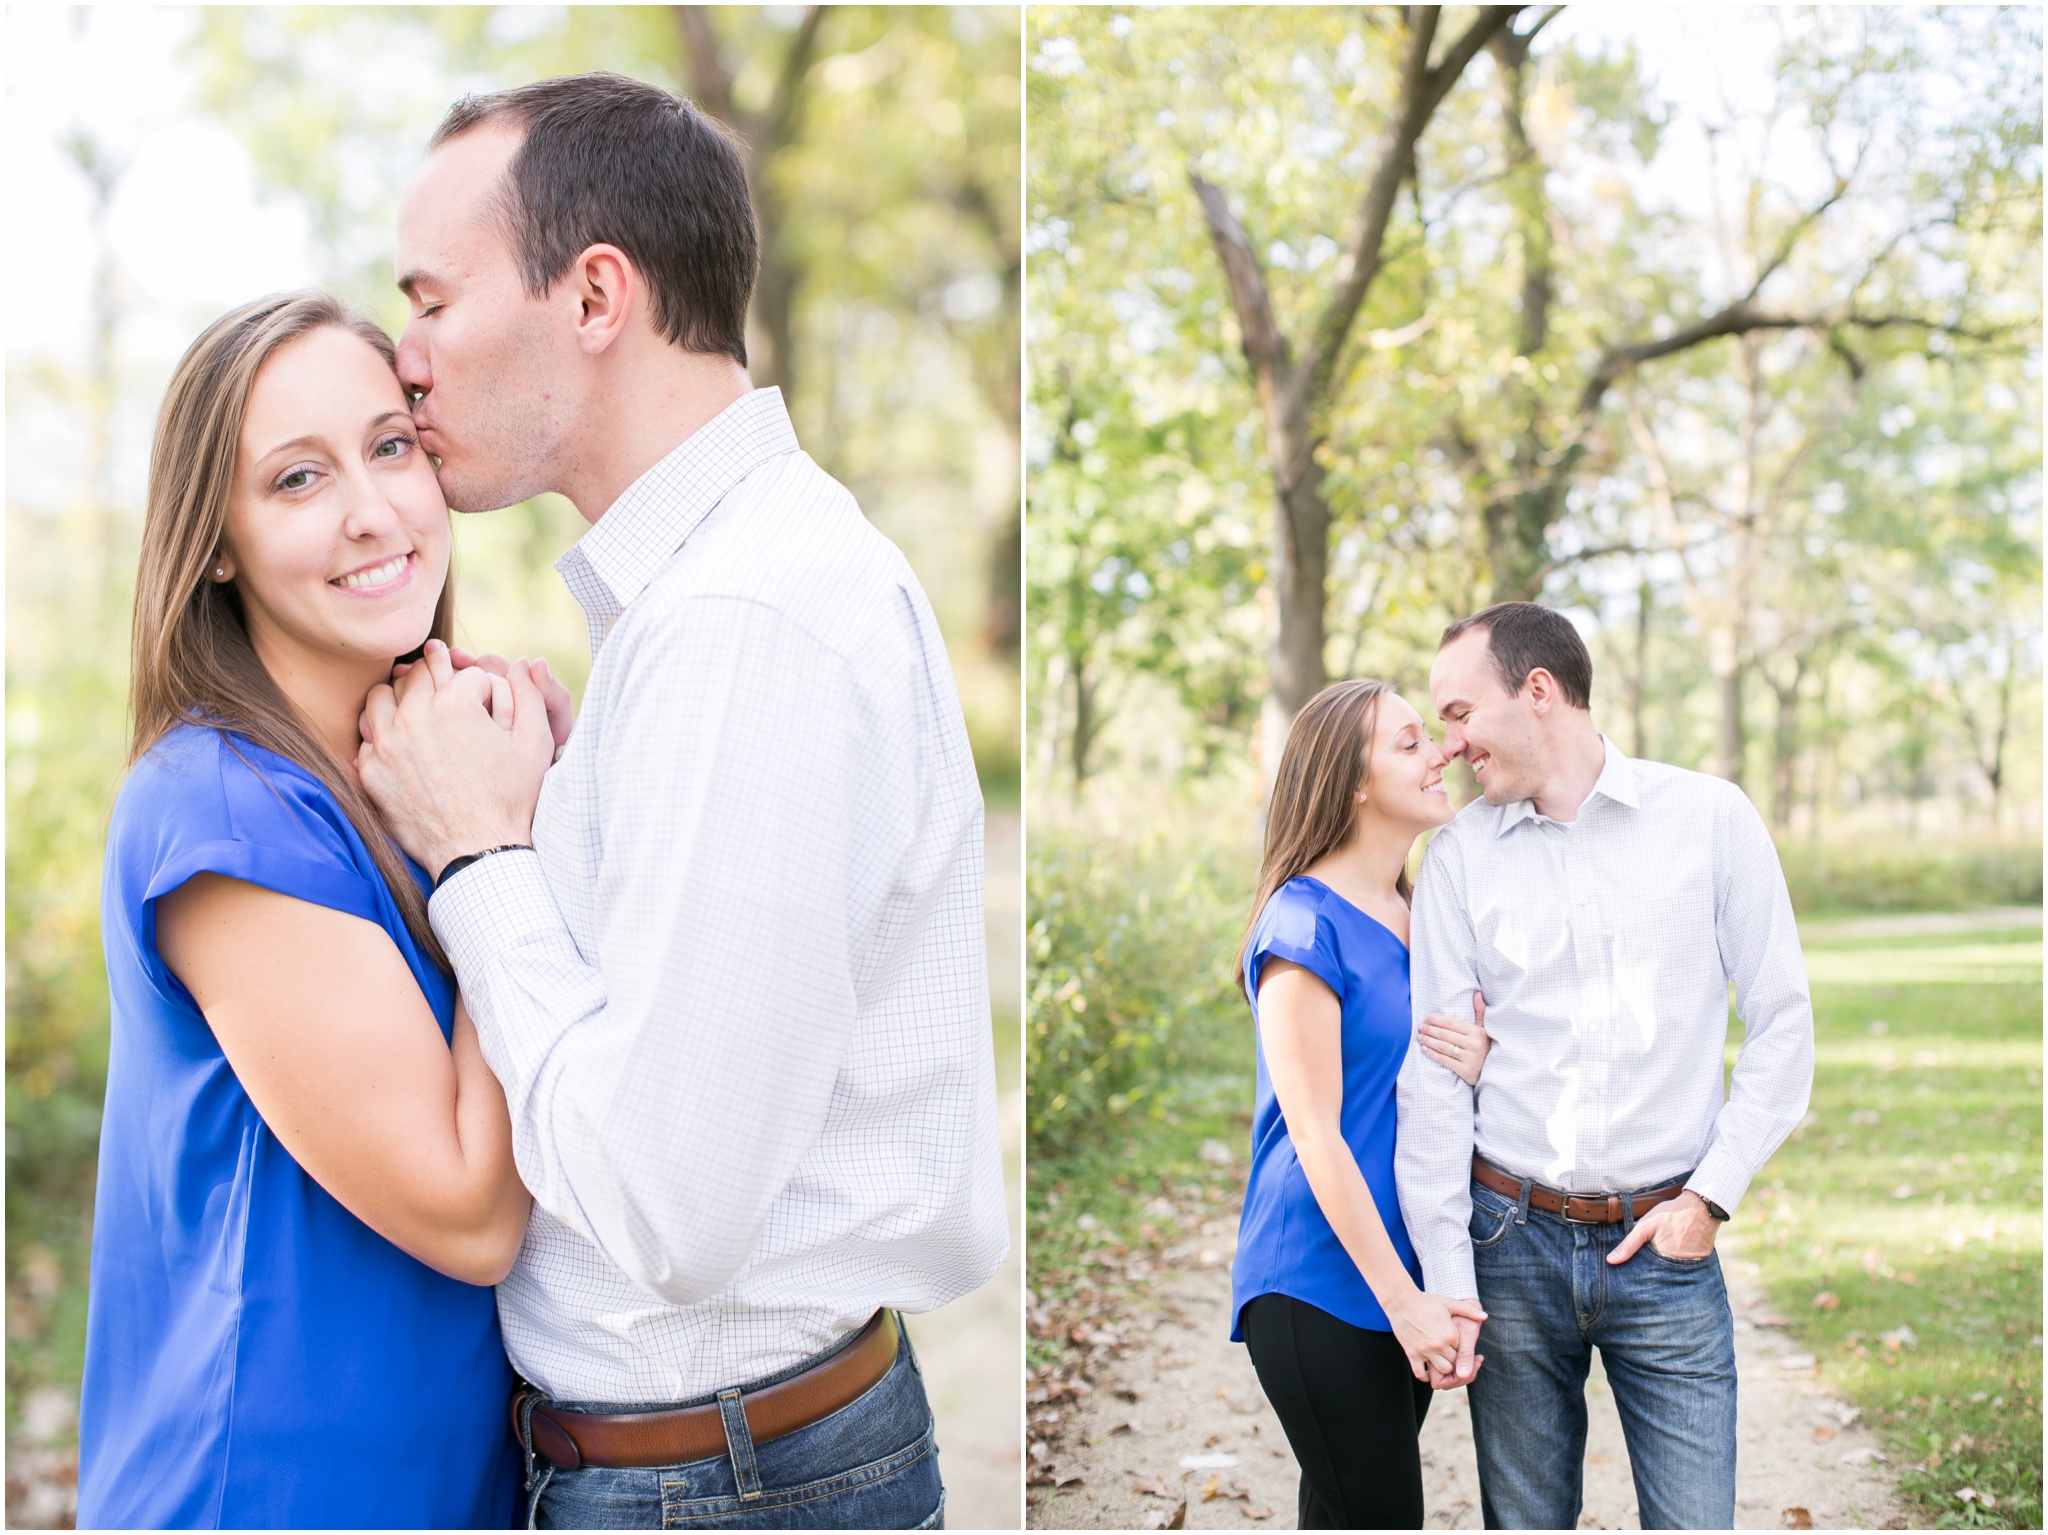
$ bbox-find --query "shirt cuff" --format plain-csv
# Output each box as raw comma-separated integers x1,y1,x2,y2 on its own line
1416,1236,1478,1301
429,845,553,962
1684,1145,1757,1220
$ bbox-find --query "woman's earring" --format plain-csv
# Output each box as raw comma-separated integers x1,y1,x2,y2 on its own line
214,566,227,580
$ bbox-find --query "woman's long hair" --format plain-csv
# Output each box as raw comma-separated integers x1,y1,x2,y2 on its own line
1236,679,1410,1000
131,291,453,970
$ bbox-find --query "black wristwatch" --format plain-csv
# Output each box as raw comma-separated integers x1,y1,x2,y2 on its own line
433,843,533,892
1701,1197,1731,1223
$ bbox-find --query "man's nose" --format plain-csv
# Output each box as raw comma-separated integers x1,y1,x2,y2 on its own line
395,320,430,398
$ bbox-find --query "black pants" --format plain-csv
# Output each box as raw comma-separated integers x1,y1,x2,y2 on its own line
1240,1292,1434,1530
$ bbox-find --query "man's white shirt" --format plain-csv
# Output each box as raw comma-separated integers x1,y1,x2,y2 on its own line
1395,737,1814,1301
430,388,1008,1402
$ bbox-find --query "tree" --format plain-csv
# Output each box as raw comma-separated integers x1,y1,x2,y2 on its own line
1188,6,1519,766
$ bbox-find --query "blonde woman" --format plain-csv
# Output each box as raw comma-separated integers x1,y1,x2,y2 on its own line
79,292,563,1528
1230,680,1492,1529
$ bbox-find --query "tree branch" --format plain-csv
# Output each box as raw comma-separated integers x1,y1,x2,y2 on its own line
1190,172,1294,414
673,8,741,130
1296,5,1520,413
1580,304,2008,417
761,7,826,154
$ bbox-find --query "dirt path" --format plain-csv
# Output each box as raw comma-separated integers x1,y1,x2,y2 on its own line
915,808,1024,1530
1030,1229,1904,1530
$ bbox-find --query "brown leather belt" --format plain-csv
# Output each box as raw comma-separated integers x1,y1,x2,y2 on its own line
512,1310,899,1471
1472,1154,1688,1225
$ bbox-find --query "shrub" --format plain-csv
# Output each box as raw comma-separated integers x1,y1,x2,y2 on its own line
1776,835,2043,913
1026,804,1254,1154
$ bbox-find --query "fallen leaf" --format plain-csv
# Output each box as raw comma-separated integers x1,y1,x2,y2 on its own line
1812,1291,1840,1310
1242,1504,1275,1522
1139,1500,1188,1531
1199,1476,1221,1503
1054,1473,1084,1489
1813,1425,1837,1443
1132,1478,1177,1499
1783,1507,1814,1529
1108,1420,1138,1436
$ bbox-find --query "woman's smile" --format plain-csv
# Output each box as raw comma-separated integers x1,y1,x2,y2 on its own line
331,550,417,596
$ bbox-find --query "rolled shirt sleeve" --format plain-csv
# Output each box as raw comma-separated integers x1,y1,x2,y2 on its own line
1397,828,1481,1301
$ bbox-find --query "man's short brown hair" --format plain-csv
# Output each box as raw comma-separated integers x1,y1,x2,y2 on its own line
432,72,758,365
1440,601,1592,709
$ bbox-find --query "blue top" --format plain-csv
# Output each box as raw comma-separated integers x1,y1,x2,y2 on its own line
78,724,519,1530
1230,876,1423,1341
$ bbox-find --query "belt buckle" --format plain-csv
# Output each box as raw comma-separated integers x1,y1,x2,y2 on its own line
1560,1191,1607,1225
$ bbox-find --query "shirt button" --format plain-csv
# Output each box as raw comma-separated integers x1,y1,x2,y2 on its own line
1578,897,1588,907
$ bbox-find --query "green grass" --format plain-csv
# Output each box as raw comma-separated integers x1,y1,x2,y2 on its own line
1739,918,2042,1529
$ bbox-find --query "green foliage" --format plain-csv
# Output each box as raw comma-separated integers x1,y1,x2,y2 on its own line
1778,837,2045,914
1025,797,1255,1153
1737,926,2042,1528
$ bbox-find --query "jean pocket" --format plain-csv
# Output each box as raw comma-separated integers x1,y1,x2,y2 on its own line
1469,1202,1512,1250
1640,1238,1717,1269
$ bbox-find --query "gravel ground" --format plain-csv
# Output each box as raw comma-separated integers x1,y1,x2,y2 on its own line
1031,1229,1905,1531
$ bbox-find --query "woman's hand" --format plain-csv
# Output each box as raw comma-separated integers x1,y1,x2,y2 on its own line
395,646,574,758
1418,991,1490,1086
1386,1288,1488,1384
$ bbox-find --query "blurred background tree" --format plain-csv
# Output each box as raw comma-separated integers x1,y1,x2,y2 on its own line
6,8,1019,1525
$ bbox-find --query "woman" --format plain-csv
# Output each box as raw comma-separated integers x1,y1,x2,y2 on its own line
77,292,559,1528
1229,679,1494,1529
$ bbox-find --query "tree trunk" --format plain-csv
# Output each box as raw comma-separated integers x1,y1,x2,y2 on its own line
1070,651,1099,788
1770,674,1800,829
673,7,826,399
1481,18,1563,603
1629,571,1651,759
1190,7,1521,776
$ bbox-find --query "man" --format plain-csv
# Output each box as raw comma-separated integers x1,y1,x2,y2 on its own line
356,73,1007,1530
1396,602,1814,1530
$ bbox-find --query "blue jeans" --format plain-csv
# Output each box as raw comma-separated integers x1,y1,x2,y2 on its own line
516,1321,943,1530
1465,1176,1738,1530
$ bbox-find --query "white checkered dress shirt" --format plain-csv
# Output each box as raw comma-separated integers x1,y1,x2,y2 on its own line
431,388,1009,1402
1395,737,1814,1300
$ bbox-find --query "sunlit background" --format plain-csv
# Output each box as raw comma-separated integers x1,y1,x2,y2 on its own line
1024,8,2040,1528
6,7,1021,1527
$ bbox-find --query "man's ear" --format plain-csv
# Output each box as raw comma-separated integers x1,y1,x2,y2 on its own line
1523,666,1558,718
569,243,638,356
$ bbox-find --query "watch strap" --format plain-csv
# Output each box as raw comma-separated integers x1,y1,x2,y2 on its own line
433,843,533,892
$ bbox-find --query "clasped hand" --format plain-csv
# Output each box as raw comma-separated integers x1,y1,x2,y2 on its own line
356,639,563,879
1388,1288,1487,1392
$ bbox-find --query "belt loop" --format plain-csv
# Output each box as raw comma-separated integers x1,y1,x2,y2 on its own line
1620,1192,1637,1238
516,1394,556,1529
1514,1175,1533,1225
717,1388,764,1500
897,1311,920,1375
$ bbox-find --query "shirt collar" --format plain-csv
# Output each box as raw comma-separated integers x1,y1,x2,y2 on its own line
1493,734,1638,836
556,387,800,628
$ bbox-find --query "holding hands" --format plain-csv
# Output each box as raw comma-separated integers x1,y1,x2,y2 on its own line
1386,1288,1487,1391
357,639,558,880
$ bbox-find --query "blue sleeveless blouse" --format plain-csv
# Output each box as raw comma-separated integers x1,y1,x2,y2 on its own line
1230,876,1423,1339
78,724,519,1529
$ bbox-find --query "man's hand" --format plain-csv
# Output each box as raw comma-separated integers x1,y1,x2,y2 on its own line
358,639,555,878
1426,1311,1485,1391
1606,1189,1721,1265
393,646,575,757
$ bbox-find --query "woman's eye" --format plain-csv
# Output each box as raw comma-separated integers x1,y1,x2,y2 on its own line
278,468,314,492
373,434,414,459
